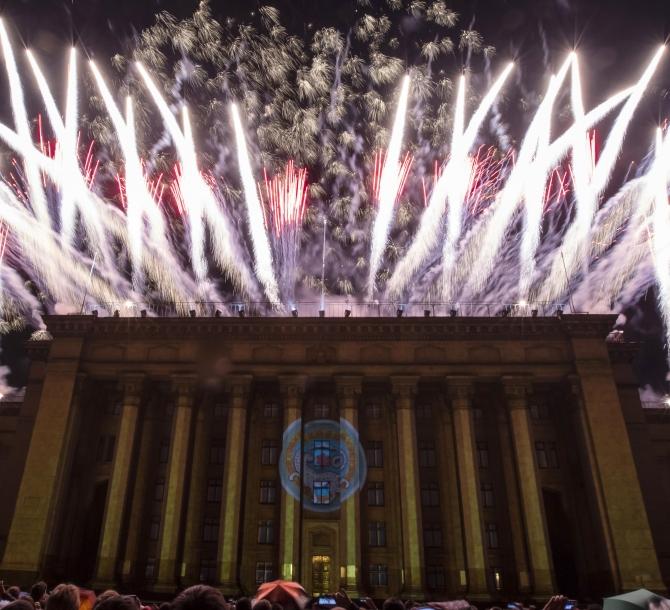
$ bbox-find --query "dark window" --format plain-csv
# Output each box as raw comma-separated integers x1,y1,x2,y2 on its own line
366,441,383,468
530,403,550,420
258,520,274,544
426,566,446,590
472,407,483,421
199,559,217,583
206,478,222,503
149,517,160,541
423,525,442,548
476,442,489,469
486,523,499,549
209,440,226,465
419,442,437,467
261,440,279,465
366,402,381,419
154,478,165,502
313,440,332,467
260,480,277,504
369,564,388,587
421,482,440,507
255,561,274,584
96,435,116,463
416,403,432,418
313,481,331,505
145,557,156,579
367,481,385,506
263,402,279,418
202,517,219,543
159,440,170,464
536,441,559,469
105,398,122,416
213,402,226,418
314,403,330,418
481,482,495,508
368,521,387,547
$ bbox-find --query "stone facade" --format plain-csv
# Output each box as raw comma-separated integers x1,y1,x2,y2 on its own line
0,314,668,599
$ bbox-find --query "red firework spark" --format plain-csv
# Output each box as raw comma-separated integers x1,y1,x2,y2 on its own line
260,160,308,236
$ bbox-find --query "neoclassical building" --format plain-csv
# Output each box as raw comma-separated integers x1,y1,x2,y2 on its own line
0,313,668,600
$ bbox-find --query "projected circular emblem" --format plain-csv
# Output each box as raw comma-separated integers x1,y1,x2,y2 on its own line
279,418,367,512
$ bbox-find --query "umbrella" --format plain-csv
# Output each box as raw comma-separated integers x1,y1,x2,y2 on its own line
254,580,309,609
604,589,668,610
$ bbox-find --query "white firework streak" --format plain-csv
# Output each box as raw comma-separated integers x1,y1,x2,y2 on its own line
386,63,513,300
230,103,281,306
368,74,411,299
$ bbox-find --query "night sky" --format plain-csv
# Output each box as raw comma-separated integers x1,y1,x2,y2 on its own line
0,0,669,391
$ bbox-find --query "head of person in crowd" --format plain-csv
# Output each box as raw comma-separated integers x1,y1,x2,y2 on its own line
6,590,20,602
171,586,227,610
30,583,48,607
94,592,120,610
158,603,172,610
94,596,140,610
382,598,405,610
45,585,80,610
236,598,252,610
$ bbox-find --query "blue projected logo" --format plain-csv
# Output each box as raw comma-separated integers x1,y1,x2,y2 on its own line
279,418,367,512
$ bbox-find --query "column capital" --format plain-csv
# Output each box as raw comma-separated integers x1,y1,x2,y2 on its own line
501,375,533,400
335,375,363,399
225,374,253,400
390,375,419,400
120,372,145,399
445,375,475,404
278,374,308,397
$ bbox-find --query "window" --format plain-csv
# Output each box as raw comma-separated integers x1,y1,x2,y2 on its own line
369,564,388,587
154,478,165,502
199,559,217,583
260,480,277,504
209,439,226,465
159,439,170,464
535,441,559,469
206,478,222,503
105,398,121,416
472,407,483,421
261,440,279,465
481,482,495,508
416,403,432,419
367,481,385,506
492,568,503,591
258,520,274,544
255,561,274,584
426,566,446,590
313,440,332,467
486,523,499,549
149,516,160,541
368,521,386,547
314,403,330,418
96,435,116,463
202,517,219,543
263,402,279,418
421,482,440,507
213,402,226,418
366,441,383,468
476,442,489,469
423,525,442,548
419,442,437,467
313,481,331,505
145,557,156,579
366,402,381,419
530,403,550,420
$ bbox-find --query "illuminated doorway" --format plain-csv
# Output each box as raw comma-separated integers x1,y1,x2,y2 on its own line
311,555,331,595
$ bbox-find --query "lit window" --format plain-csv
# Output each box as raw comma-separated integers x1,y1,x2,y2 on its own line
368,521,386,547
260,480,277,504
206,478,222,503
313,481,331,505
421,482,440,507
366,441,383,468
145,557,156,579
263,402,279,418
419,442,437,467
258,520,274,544
423,525,442,547
492,567,503,591
313,440,331,467
367,481,384,506
369,564,388,587
202,517,219,543
261,440,279,465
476,442,489,469
426,566,445,590
486,522,499,549
481,482,495,508
255,561,274,584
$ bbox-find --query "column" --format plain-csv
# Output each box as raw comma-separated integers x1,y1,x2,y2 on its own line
446,375,488,597
436,397,467,594
154,375,196,592
278,375,306,582
1,337,83,581
93,373,145,587
218,374,252,594
495,403,531,593
391,376,424,599
336,375,363,595
502,376,554,596
569,355,664,590
121,397,159,584
181,397,212,585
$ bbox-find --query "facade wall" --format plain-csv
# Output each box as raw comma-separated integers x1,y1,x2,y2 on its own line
0,314,668,600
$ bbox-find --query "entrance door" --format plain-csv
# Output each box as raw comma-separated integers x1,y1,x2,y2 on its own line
311,555,331,595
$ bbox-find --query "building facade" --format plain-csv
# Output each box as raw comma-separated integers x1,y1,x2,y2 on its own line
0,314,668,600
